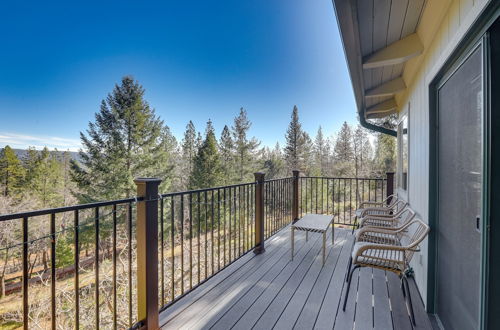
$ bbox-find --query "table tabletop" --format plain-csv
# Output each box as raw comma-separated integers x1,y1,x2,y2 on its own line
292,214,334,232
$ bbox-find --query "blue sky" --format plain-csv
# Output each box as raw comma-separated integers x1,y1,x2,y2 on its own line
0,1,357,151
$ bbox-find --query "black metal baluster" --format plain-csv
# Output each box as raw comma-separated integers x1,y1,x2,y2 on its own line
22,216,28,330
112,205,117,329
189,194,193,290
350,179,352,223
74,210,79,329
326,179,329,214
128,203,132,327
217,189,221,271
228,187,232,262
160,198,165,305
316,178,319,213
204,191,208,278
211,190,214,275
223,189,227,266
180,195,184,295
343,179,346,224
95,207,100,330
50,213,56,330
171,196,175,300
197,192,201,284
233,187,237,257
246,185,249,251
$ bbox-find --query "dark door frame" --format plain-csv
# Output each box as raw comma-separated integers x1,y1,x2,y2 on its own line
428,3,500,329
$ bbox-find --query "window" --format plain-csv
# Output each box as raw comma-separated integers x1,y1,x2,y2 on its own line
397,114,408,190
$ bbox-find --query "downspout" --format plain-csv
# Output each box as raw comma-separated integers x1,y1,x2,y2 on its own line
359,107,397,137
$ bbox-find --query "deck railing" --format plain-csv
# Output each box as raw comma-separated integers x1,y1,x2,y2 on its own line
0,171,393,329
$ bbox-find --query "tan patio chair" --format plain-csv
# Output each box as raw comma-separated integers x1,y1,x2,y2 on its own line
358,206,415,229
343,218,430,325
352,198,407,233
358,193,398,209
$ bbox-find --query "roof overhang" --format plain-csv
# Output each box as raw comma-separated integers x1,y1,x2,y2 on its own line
332,0,429,136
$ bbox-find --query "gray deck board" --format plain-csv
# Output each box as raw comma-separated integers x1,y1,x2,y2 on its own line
159,226,431,330
273,230,343,330
292,230,348,329
373,270,392,329
196,229,323,330
355,267,374,329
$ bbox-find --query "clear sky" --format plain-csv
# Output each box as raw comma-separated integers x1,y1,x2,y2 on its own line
0,0,357,151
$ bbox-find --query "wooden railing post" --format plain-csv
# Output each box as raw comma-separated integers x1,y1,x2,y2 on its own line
135,178,161,330
386,172,395,205
254,172,265,254
292,170,300,222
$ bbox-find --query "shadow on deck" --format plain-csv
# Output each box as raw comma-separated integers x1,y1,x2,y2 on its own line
159,227,432,329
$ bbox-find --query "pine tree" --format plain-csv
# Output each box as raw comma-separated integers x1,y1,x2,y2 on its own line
334,122,354,176
232,108,260,182
301,132,314,175
71,76,174,201
352,125,372,177
313,126,329,176
262,143,286,179
284,105,306,171
219,125,235,184
189,120,223,189
374,133,396,175
0,146,25,197
181,121,198,188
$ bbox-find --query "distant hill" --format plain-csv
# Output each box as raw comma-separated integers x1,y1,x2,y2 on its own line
1,148,82,163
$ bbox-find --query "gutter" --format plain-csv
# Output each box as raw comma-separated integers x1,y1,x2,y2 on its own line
359,109,397,137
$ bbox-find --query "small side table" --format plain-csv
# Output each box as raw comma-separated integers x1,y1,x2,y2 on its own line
291,214,334,266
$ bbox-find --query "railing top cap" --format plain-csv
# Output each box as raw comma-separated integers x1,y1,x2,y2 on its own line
134,178,162,184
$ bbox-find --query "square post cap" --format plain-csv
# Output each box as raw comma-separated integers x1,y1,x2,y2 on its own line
254,172,265,182
134,178,162,185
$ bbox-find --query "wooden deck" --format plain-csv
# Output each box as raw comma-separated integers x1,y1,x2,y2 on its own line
159,226,432,330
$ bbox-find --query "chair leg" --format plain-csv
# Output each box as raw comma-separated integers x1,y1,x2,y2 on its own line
345,256,352,282
403,276,416,325
332,224,334,244
342,265,360,311
400,275,406,298
291,227,294,261
351,216,357,234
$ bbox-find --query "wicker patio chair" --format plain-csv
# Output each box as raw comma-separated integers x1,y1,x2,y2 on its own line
343,218,430,325
358,193,398,210
352,199,407,233
358,206,415,229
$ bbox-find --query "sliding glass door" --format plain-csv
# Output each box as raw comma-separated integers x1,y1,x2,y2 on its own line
436,45,483,330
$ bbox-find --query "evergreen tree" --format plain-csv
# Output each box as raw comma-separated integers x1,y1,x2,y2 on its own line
32,148,64,207
374,133,396,175
301,131,314,175
352,125,373,177
261,143,286,179
189,120,223,189
181,121,198,188
232,108,260,182
219,125,235,184
334,122,354,176
22,147,40,188
71,76,174,201
0,146,25,197
313,126,329,176
284,105,306,171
